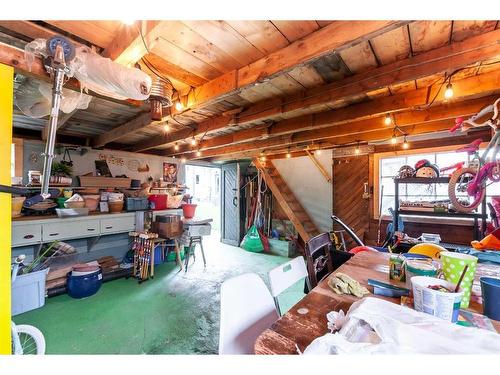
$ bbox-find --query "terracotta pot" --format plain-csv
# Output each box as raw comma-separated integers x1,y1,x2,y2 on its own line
65,200,86,209
12,196,25,217
108,201,124,213
83,197,99,211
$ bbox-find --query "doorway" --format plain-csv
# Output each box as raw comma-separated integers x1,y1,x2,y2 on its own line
185,164,221,234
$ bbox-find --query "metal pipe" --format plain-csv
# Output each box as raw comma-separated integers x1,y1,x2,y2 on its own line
40,65,65,196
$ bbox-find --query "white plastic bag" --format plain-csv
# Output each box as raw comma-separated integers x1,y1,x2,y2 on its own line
304,297,500,354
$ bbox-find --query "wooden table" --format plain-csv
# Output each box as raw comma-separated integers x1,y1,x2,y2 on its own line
254,251,500,354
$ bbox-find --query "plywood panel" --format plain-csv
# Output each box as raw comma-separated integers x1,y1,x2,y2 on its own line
311,54,352,83
339,41,378,73
287,65,325,88
156,21,242,73
409,21,452,54
271,21,320,42
152,38,223,80
45,20,120,48
181,20,264,66
370,26,411,65
226,20,289,55
269,74,305,95
389,80,417,95
452,20,498,42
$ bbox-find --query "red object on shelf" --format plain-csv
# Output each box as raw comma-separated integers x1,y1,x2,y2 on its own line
148,194,167,210
182,203,197,218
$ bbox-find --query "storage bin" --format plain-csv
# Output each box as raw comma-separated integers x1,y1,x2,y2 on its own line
166,247,185,262
184,224,211,237
268,238,298,257
148,194,167,210
11,268,49,316
126,197,149,211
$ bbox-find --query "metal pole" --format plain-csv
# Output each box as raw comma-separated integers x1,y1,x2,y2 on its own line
40,65,65,196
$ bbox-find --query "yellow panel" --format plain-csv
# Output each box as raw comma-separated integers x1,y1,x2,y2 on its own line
0,63,13,354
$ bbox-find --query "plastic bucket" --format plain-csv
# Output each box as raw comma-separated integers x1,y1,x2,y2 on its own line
182,203,197,219
67,268,103,299
480,277,500,321
412,276,463,322
404,259,439,289
440,252,478,308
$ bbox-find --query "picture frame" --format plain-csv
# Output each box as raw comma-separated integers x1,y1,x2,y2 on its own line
163,162,178,183
99,201,109,213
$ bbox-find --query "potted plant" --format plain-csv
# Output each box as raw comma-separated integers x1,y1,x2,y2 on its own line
50,162,73,185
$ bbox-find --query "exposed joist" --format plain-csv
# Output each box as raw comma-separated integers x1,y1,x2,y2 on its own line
130,29,500,152
92,112,155,147
0,21,85,48
181,96,497,159
169,71,500,155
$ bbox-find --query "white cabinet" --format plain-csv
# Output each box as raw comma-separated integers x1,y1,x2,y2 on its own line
12,223,42,247
100,215,135,234
42,219,100,241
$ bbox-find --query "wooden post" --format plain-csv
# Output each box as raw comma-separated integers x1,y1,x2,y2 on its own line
305,150,332,184
0,63,13,354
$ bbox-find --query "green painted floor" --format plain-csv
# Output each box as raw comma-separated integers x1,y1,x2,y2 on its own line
13,234,304,354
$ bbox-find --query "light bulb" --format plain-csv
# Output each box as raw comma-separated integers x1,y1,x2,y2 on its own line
174,143,179,151
196,150,202,157
181,157,186,163
315,149,322,156
384,114,392,126
122,20,135,26
175,101,184,111
444,83,454,99
391,135,397,144
191,138,197,146
354,147,360,155
260,156,266,162
163,124,170,132
286,152,291,159
403,137,409,149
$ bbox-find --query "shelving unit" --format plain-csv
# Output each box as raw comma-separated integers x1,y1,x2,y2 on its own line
394,177,487,240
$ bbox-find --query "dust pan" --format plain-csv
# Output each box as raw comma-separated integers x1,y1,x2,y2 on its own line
241,225,264,253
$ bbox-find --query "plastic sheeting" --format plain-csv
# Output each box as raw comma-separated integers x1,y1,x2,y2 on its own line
24,38,152,102
15,77,92,118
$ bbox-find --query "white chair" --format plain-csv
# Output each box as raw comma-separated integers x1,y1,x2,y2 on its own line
268,256,310,315
219,273,279,354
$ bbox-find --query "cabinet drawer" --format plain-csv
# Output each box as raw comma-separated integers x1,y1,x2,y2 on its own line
100,216,135,234
12,224,42,247
42,219,101,241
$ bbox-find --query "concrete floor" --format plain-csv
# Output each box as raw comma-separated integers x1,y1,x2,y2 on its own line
13,233,304,354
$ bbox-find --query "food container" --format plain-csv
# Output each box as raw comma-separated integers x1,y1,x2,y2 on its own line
108,201,124,213
64,200,86,209
12,196,25,217
412,276,463,322
404,259,439,289
389,254,405,281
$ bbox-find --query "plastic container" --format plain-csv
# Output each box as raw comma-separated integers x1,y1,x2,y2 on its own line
404,259,439,289
56,208,90,218
167,247,185,262
181,203,197,218
11,268,49,316
126,197,149,211
480,277,500,321
67,267,103,299
56,197,68,208
148,194,168,210
411,276,463,322
42,253,78,271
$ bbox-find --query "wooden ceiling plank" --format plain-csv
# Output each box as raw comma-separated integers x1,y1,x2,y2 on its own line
44,20,120,49
338,41,378,74
370,25,412,65
452,20,498,43
287,65,325,88
0,21,85,47
270,21,320,42
92,112,155,147
225,20,289,55
409,21,452,55
141,53,208,87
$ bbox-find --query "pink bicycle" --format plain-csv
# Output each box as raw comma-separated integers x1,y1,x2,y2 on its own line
447,98,500,213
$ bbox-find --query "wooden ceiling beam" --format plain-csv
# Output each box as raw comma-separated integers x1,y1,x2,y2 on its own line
0,21,85,48
128,29,500,152
179,21,407,109
168,72,500,155
92,112,156,147
180,96,497,159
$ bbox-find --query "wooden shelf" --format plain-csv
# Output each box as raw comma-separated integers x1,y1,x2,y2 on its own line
394,177,450,184
397,209,486,218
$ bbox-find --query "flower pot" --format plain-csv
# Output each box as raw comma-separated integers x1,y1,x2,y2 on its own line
12,196,25,217
108,201,124,213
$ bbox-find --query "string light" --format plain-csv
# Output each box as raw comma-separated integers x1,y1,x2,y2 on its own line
175,101,184,111
402,136,409,149
391,128,398,145
196,150,202,157
181,157,186,163
444,83,454,99
163,123,170,132
259,151,267,162
354,142,360,155
315,149,322,156
286,148,291,159
384,114,392,126
191,137,197,146
174,143,179,151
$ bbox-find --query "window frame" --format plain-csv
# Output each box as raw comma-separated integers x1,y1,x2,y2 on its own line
373,142,490,224
11,137,23,180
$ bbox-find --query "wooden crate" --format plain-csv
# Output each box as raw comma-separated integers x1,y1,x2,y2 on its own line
152,221,183,238
268,238,298,258
79,176,131,188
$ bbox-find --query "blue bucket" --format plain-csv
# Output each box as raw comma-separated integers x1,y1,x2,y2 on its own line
67,268,103,299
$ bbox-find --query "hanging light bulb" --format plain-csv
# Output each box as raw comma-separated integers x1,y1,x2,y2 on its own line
191,137,197,146
444,83,454,99
354,142,360,155
172,155,176,159
384,114,392,126
196,150,202,157
286,148,291,159
163,123,170,132
402,136,409,149
181,157,187,163
174,143,179,151
315,149,322,156
391,130,397,144
175,101,184,111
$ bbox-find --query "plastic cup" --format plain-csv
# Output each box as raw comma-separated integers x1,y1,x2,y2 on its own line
440,252,478,308
480,277,500,321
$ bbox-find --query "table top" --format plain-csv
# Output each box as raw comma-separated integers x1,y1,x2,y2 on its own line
254,251,500,355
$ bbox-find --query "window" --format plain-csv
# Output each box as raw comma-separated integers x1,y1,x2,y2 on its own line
375,144,500,218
